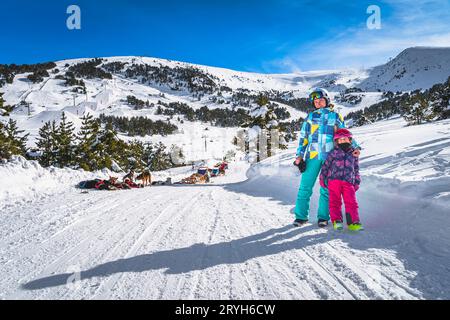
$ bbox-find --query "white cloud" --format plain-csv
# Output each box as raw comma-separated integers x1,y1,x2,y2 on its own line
268,0,450,72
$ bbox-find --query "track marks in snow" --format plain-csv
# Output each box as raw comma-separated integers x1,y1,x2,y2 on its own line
2,161,434,299
92,189,207,299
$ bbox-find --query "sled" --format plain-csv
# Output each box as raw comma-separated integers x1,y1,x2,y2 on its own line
77,179,101,189
211,168,220,177
197,167,209,176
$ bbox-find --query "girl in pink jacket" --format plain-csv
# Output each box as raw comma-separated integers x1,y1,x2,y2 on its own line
320,129,363,231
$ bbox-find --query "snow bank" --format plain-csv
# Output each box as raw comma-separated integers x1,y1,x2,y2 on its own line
0,156,109,210
245,117,450,204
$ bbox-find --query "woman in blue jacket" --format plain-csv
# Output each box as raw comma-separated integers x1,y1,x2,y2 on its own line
293,88,360,228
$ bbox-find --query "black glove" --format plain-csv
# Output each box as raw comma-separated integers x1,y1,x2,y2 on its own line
293,159,307,173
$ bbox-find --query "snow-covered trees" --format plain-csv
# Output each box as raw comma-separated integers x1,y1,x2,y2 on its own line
0,123,6,159
5,119,28,156
346,93,408,127
76,115,151,171
153,101,251,128
32,112,185,172
123,63,219,95
428,77,450,120
76,113,101,171
56,112,76,167
36,121,58,167
62,72,87,94
403,93,436,125
98,114,178,137
36,113,77,168
125,140,146,170
236,94,287,163
27,69,50,83
145,142,173,171
335,89,363,105
0,93,14,116
67,58,112,80
0,119,29,160
402,77,450,125
347,77,450,127
126,95,150,110
95,121,141,171
0,62,56,87
170,144,185,166
74,113,130,171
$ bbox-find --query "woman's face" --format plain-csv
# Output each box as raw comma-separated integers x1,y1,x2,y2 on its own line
337,137,350,144
313,98,327,109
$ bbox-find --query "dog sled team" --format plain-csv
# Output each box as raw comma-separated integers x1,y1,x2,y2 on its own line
179,161,228,185
78,168,153,191
78,160,229,191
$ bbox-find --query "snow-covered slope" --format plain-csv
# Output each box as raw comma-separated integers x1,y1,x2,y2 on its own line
0,156,109,209
0,57,311,161
1,47,450,162
1,116,449,299
358,47,450,92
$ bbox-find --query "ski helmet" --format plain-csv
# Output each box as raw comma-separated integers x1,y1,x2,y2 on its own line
309,87,331,106
334,128,353,141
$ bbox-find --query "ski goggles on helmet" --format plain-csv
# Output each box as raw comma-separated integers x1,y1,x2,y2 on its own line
309,91,325,102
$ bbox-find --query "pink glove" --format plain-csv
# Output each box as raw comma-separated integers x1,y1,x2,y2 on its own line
320,179,327,189
354,184,360,191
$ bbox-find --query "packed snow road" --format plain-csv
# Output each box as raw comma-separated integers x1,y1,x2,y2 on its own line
1,118,450,299
1,159,449,300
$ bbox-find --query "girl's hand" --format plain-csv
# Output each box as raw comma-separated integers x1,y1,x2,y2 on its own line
294,157,302,165
354,184,360,191
353,149,361,157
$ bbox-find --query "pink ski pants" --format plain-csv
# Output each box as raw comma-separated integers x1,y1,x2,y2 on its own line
328,180,360,224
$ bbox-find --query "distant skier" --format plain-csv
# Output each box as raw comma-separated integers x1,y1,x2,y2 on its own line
319,129,363,231
293,88,361,228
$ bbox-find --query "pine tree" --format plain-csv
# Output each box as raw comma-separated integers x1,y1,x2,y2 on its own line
2,119,29,158
126,140,145,171
0,122,9,159
76,113,100,171
403,94,436,125
145,142,172,171
56,112,76,167
36,121,58,167
96,121,132,170
256,94,269,107
240,97,287,162
428,77,450,120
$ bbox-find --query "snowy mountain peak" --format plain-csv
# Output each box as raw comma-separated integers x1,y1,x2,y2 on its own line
358,46,450,92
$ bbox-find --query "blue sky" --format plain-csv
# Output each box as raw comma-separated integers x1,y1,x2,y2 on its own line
1,0,449,73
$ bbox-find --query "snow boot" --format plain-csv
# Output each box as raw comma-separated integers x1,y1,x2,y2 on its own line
348,223,364,232
333,220,344,231
318,219,329,228
293,219,308,227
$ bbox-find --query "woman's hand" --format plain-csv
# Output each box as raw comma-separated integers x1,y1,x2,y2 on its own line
353,149,361,157
293,157,306,173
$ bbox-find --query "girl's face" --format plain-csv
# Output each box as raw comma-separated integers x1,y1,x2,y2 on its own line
337,137,350,144
313,98,327,109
